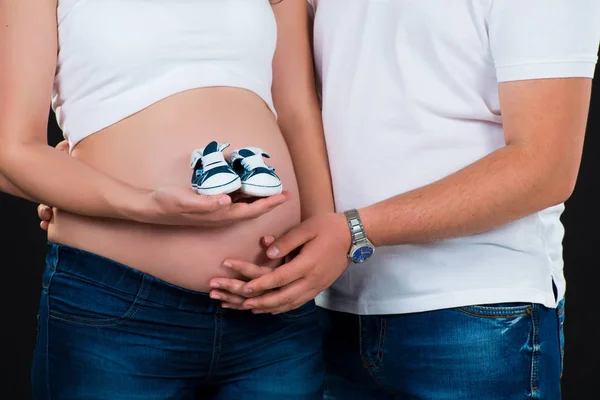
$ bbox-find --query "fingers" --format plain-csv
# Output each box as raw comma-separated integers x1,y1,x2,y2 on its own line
38,204,53,221
243,280,314,314
268,293,316,315
209,278,261,298
242,259,305,295
40,221,49,231
225,192,290,221
209,289,248,307
183,191,288,223
261,236,276,249
208,276,268,310
265,221,316,259
179,191,231,214
221,259,274,280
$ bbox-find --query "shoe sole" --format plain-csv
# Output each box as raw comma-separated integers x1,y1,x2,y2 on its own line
239,183,283,197
192,177,242,196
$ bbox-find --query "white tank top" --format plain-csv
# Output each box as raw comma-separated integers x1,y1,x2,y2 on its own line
52,0,277,149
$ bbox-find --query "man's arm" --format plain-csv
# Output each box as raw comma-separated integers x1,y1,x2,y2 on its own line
271,0,334,220
361,78,591,245
221,77,593,314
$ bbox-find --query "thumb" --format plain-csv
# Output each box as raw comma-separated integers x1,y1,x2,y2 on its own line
177,188,231,213
266,222,316,259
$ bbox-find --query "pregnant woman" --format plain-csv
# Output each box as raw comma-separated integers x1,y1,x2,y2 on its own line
0,0,332,399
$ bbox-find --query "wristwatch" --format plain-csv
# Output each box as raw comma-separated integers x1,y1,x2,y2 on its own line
344,209,375,264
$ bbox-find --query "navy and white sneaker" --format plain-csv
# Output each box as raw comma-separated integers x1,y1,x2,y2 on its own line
190,141,241,196
231,147,283,197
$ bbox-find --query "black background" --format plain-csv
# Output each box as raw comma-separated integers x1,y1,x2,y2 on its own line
1,74,598,399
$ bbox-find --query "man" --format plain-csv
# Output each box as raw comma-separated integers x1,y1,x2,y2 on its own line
206,0,600,398
39,0,599,398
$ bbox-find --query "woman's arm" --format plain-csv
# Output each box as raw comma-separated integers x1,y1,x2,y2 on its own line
0,172,32,200
0,1,287,226
1,140,69,201
271,0,334,220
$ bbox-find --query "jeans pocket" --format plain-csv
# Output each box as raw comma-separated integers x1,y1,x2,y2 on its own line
277,300,319,322
458,302,533,319
48,271,150,327
557,298,565,376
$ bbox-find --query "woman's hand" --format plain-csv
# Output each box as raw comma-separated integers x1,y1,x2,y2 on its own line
134,187,290,227
40,186,290,229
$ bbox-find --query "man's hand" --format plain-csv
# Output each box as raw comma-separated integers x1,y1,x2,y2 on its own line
231,213,351,314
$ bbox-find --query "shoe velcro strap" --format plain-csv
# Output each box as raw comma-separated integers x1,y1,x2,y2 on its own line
202,152,228,171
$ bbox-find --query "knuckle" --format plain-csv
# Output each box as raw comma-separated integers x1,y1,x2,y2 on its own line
274,277,287,287
233,282,245,293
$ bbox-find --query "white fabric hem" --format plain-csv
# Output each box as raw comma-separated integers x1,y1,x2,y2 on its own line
496,60,597,82
57,65,276,151
315,287,561,316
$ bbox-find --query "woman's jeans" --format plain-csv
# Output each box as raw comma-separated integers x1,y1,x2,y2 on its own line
323,300,565,400
32,243,324,400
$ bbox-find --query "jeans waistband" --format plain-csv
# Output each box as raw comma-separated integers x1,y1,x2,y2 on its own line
46,242,220,313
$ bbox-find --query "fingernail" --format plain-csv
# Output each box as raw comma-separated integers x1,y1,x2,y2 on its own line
219,196,231,206
222,261,232,268
222,304,230,309
246,304,255,309
210,294,221,300
210,282,220,289
253,310,264,314
267,247,280,257
263,236,275,246
244,288,253,294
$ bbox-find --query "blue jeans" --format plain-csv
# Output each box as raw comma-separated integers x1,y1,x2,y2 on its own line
323,301,565,400
32,243,324,400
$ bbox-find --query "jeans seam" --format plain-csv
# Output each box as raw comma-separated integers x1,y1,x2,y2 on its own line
207,309,223,380
47,274,151,327
457,305,532,319
374,316,386,368
530,305,540,398
557,300,565,378
358,316,385,387
358,316,369,367
45,267,57,400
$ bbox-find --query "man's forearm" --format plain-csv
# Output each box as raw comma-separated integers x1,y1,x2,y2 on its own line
360,144,575,247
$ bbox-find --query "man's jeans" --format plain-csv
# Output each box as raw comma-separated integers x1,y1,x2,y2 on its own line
323,300,565,399
32,243,324,400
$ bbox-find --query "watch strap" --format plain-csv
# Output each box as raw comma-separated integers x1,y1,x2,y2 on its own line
344,209,367,245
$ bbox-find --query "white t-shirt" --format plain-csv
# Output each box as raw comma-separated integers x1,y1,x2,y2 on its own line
311,0,600,315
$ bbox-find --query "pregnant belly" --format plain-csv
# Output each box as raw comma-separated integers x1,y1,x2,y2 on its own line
48,87,301,292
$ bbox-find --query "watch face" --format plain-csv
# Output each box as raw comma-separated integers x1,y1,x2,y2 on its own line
352,246,374,263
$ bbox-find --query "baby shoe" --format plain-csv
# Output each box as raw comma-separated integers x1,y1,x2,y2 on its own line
230,147,283,197
190,141,241,195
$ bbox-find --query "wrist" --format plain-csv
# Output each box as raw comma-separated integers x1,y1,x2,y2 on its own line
105,184,152,223
358,206,382,247
343,209,375,263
